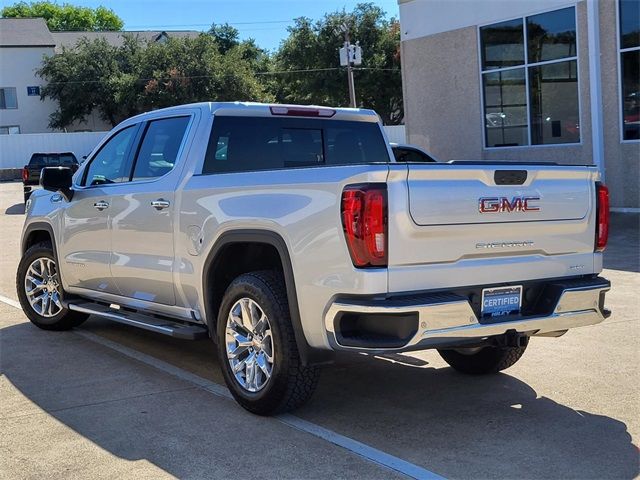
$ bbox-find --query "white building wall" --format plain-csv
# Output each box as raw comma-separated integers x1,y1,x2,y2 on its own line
400,0,579,41
0,131,107,169
0,46,58,134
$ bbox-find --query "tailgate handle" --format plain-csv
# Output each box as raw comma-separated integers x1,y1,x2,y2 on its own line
494,170,527,185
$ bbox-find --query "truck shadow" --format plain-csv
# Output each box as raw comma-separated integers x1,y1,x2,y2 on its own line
1,319,638,479
605,213,640,273
4,203,25,215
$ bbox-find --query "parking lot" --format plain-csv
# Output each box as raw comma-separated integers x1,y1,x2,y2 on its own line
0,180,638,479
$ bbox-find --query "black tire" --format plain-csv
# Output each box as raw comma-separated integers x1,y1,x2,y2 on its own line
16,241,88,331
23,190,31,203
216,270,319,415
438,339,529,375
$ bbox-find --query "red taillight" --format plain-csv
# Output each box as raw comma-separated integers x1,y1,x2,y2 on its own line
341,185,387,267
22,167,29,182
595,183,609,252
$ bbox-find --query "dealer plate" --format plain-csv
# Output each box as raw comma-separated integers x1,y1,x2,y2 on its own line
481,285,522,318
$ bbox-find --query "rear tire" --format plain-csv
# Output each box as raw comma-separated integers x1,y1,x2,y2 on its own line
438,339,529,374
216,270,319,415
16,241,88,331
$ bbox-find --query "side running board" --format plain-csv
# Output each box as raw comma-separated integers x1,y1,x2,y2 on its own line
67,301,209,340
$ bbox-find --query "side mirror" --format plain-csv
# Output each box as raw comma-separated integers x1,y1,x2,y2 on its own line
40,167,74,201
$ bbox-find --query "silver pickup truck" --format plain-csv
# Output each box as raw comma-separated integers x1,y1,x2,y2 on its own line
18,102,611,415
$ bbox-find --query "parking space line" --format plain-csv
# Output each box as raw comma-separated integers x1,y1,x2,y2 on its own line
0,296,445,480
0,293,21,310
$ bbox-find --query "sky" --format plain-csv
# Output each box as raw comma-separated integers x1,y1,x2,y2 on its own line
0,0,400,51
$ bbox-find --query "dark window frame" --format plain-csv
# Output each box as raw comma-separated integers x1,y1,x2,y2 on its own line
618,0,640,143
478,6,581,148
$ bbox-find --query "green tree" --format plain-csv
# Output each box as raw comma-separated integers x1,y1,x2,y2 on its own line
37,34,271,129
1,1,123,31
273,3,403,124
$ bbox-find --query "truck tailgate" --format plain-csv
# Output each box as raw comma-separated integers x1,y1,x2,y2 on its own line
387,163,601,292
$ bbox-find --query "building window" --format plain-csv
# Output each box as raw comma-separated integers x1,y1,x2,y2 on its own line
480,7,579,147
0,88,18,109
0,126,20,134
619,0,640,141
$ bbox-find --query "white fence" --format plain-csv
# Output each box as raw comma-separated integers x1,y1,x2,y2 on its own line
0,132,108,169
383,125,406,144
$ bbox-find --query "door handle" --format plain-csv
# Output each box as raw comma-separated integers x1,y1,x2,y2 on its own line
93,200,109,211
151,199,170,210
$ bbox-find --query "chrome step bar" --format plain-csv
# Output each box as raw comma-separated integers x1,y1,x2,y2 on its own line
67,301,208,340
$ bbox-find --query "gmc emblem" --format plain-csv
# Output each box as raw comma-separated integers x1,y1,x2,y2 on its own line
479,196,540,213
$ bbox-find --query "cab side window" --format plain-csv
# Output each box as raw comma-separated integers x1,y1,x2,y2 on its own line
82,126,137,186
132,116,190,181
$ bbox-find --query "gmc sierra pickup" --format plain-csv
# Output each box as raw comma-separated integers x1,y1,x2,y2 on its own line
17,102,611,415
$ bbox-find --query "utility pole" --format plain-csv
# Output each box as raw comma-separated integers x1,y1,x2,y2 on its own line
339,25,362,108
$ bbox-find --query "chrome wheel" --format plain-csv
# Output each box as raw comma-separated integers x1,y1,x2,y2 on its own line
225,297,274,393
24,257,62,318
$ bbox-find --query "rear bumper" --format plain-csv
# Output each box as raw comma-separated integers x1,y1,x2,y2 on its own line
324,276,611,352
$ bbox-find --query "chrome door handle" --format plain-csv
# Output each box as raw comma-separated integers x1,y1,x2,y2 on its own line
93,200,109,211
151,199,170,210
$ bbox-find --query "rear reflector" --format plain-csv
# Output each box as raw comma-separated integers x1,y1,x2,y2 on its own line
341,184,388,268
269,106,336,117
595,183,609,252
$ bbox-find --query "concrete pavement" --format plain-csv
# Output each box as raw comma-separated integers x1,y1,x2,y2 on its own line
1,180,638,479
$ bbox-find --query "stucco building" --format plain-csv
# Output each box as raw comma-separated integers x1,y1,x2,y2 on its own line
0,18,198,135
399,0,639,210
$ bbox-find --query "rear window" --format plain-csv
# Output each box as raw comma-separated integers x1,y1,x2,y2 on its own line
29,154,77,167
202,116,388,174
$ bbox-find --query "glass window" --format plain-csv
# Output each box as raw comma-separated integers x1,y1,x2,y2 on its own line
83,126,137,186
0,88,18,109
29,153,77,167
281,128,323,167
621,50,640,140
529,60,580,144
483,68,528,147
619,0,640,141
0,125,20,134
480,19,525,70
479,7,579,147
203,117,388,174
527,7,576,63
324,123,388,165
132,117,190,181
620,0,640,49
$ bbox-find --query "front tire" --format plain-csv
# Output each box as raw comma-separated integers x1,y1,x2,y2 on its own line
438,339,529,374
16,241,88,330
216,270,319,415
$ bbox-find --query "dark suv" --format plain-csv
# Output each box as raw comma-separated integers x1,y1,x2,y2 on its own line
22,152,79,202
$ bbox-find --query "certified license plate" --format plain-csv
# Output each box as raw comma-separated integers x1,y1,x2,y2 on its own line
481,286,522,318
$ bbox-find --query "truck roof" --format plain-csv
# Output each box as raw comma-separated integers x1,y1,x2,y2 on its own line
123,102,380,125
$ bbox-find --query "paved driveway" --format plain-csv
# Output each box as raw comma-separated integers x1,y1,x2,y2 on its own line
1,180,638,479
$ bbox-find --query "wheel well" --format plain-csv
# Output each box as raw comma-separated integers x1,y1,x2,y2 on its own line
23,229,52,253
205,242,284,334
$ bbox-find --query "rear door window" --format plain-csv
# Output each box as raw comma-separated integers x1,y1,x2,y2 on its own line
131,116,190,181
202,116,388,174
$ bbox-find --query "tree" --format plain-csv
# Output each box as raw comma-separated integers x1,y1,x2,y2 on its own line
37,35,271,129
1,1,123,31
273,3,403,124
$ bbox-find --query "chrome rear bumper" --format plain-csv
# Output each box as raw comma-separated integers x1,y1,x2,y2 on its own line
324,277,610,352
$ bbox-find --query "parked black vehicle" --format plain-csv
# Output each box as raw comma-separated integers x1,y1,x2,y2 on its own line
22,152,79,202
390,143,438,163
